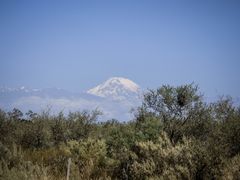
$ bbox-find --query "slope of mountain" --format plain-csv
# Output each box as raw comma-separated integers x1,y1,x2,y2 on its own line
0,77,142,121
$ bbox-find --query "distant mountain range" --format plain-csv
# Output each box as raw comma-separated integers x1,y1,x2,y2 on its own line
0,77,142,121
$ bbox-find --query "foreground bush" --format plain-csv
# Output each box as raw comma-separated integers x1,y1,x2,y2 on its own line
0,84,239,179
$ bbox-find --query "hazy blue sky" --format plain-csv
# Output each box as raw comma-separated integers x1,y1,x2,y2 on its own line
0,0,240,97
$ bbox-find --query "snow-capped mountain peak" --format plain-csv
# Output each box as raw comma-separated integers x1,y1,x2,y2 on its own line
87,77,141,100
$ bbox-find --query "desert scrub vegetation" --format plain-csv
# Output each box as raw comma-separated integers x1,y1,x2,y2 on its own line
0,84,240,179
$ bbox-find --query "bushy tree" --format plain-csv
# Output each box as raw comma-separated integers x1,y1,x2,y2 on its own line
51,112,68,145
20,116,51,149
142,84,211,143
67,110,101,140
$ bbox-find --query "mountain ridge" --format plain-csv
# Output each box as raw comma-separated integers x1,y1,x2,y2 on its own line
0,77,142,121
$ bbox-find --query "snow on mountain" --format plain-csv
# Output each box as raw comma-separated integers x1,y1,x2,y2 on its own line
87,77,141,101
0,86,32,93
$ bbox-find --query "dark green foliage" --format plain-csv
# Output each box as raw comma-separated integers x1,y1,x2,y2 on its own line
20,117,51,149
142,84,205,143
0,84,239,179
51,112,68,145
